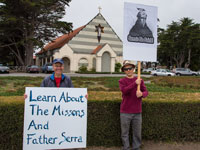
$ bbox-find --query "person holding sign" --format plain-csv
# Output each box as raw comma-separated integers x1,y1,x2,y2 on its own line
23,58,88,150
24,58,74,99
41,58,73,87
24,58,73,99
40,58,88,98
119,60,148,150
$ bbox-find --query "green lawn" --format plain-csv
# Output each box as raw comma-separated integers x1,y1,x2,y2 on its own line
0,76,200,96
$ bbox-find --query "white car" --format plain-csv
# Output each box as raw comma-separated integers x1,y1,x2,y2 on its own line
173,68,198,76
197,70,200,76
0,64,9,73
151,69,175,76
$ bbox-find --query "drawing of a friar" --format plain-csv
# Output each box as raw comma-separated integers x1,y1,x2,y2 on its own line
127,8,154,44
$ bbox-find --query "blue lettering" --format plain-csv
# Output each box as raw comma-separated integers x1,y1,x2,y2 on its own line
30,104,37,115
59,92,85,103
59,92,66,102
37,95,42,101
27,133,36,144
29,90,36,102
59,132,83,145
28,120,36,130
27,133,57,144
66,93,84,103
80,95,84,102
52,105,61,116
42,95,47,101
29,90,57,102
28,120,49,130
29,104,49,116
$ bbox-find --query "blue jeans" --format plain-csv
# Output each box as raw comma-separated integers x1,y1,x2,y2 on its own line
120,113,142,150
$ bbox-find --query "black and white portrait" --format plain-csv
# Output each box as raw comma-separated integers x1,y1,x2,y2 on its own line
127,8,154,44
123,2,157,62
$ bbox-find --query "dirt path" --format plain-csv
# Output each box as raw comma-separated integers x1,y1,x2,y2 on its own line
74,141,200,150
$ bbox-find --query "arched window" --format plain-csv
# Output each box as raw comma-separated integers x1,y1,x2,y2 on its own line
78,58,88,67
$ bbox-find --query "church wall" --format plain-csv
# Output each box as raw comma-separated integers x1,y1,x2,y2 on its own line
37,13,124,73
53,44,75,72
116,56,123,65
73,53,96,72
54,44,73,59
68,13,123,59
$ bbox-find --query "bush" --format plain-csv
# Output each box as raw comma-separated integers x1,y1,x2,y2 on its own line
90,67,96,73
0,99,200,149
79,66,88,73
115,63,122,73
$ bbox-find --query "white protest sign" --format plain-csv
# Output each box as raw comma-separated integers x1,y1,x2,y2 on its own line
23,87,87,150
123,2,158,62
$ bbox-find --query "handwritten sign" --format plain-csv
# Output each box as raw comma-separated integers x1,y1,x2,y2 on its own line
123,2,158,62
23,87,87,150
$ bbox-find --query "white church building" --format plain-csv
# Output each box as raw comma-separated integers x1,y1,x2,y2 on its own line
36,12,123,73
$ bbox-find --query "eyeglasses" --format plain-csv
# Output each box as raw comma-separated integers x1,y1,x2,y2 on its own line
124,67,133,71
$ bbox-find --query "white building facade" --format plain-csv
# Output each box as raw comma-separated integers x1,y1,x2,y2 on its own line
36,13,123,73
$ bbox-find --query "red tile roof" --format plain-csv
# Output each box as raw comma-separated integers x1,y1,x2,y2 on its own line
91,45,103,54
91,44,107,54
37,25,86,54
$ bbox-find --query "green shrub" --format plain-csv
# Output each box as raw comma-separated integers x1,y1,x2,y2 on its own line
90,67,96,73
0,102,24,150
0,99,200,149
79,66,88,73
115,63,122,73
142,100,200,141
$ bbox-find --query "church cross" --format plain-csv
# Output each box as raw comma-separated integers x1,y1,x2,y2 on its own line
98,6,102,13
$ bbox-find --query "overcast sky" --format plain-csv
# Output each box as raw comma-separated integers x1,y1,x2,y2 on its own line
64,0,200,39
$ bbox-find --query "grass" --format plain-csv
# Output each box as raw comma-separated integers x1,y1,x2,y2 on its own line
0,76,200,97
0,77,42,96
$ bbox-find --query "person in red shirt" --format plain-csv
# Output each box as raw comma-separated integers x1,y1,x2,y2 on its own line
119,60,148,150
40,59,73,87
25,59,88,99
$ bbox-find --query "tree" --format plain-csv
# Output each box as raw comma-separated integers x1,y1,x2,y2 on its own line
0,0,72,66
158,18,200,70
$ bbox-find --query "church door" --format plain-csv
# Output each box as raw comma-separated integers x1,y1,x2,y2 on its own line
62,57,70,73
101,52,111,72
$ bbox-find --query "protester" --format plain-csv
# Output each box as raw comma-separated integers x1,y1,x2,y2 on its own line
24,58,88,99
41,58,73,87
119,60,148,150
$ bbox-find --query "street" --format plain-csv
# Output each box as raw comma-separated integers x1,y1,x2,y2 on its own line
0,73,151,78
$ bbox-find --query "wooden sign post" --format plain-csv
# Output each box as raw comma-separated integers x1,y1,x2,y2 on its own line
137,61,141,92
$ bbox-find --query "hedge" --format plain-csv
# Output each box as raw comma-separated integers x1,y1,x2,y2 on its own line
0,99,200,149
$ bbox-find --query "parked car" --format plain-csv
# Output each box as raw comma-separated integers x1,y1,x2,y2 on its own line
198,70,200,76
151,69,175,76
41,63,53,73
26,65,40,73
172,68,198,76
142,68,155,73
0,64,9,73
